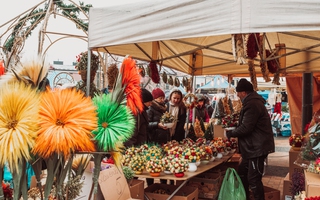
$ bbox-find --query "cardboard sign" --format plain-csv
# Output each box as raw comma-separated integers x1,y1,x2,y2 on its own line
98,165,131,200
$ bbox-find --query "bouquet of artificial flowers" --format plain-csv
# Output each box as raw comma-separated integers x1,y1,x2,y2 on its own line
221,112,240,128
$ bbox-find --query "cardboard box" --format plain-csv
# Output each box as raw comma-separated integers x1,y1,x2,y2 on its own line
264,186,280,200
282,173,293,200
144,183,198,200
214,125,225,138
289,148,304,180
187,171,221,199
129,179,144,199
250,186,280,200
304,170,320,197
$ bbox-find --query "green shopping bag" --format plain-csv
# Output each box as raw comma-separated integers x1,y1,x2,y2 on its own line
218,168,246,200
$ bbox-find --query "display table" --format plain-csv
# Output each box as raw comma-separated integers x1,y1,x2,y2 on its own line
135,154,233,200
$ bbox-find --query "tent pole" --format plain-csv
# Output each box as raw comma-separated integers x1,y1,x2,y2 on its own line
302,72,313,135
86,49,91,97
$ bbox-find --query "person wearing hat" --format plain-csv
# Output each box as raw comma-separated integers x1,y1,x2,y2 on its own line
226,78,275,200
147,88,169,144
188,94,210,123
146,87,171,186
124,88,153,147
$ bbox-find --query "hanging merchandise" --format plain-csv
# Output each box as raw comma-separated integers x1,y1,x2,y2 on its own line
272,70,281,85
138,65,145,77
266,49,278,74
246,33,260,91
258,35,271,82
168,75,173,85
222,96,231,115
162,71,167,83
148,60,160,84
145,64,151,76
174,77,180,87
233,34,246,65
182,77,188,87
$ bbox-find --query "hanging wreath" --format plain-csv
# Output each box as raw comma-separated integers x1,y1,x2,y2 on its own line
168,76,173,85
162,71,167,83
183,93,198,109
138,65,145,77
182,77,188,87
174,77,180,87
148,60,160,84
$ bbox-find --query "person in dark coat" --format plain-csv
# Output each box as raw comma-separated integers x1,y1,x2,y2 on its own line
147,88,169,145
124,88,153,147
188,94,210,123
146,88,170,186
166,88,187,142
205,95,214,118
226,79,275,200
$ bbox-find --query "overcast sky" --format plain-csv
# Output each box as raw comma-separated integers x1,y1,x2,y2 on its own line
1,0,146,65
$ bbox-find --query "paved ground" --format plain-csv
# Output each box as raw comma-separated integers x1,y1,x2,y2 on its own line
262,136,290,198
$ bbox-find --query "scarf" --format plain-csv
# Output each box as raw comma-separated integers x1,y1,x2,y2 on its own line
168,102,179,137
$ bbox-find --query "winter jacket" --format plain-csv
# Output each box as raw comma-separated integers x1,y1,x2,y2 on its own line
166,102,187,142
124,104,149,147
189,104,210,122
147,101,170,145
227,92,275,159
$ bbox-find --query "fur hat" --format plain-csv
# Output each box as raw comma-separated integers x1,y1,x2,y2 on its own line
152,88,165,99
236,78,254,92
141,88,153,103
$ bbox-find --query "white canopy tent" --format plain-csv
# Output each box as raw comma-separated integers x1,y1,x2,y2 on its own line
88,0,320,76
87,0,320,139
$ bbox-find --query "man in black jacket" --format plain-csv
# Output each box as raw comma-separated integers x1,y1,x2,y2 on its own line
226,79,275,200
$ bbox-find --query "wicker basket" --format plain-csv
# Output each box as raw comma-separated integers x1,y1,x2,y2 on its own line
79,70,96,82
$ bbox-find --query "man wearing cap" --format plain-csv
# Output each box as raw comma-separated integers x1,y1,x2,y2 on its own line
226,78,275,200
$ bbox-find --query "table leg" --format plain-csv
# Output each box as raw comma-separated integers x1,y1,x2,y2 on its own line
166,179,188,200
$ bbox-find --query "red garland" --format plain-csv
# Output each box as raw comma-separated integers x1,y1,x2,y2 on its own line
266,49,278,74
149,61,160,84
246,33,260,59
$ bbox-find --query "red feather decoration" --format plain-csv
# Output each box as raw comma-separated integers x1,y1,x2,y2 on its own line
120,57,143,115
246,33,260,59
149,60,160,84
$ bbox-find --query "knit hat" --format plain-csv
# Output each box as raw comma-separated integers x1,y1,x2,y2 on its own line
236,78,254,92
152,88,165,99
141,88,153,103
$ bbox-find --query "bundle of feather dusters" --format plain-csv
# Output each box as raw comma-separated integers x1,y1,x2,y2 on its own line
193,119,204,138
107,63,119,88
0,59,49,88
222,96,231,115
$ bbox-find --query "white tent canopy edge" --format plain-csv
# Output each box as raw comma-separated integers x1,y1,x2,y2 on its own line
88,0,320,76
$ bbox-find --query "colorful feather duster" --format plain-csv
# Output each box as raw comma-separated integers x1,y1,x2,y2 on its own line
32,88,97,159
89,57,139,197
111,57,143,115
0,82,40,171
0,82,40,199
32,88,97,199
121,57,143,115
92,94,135,152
